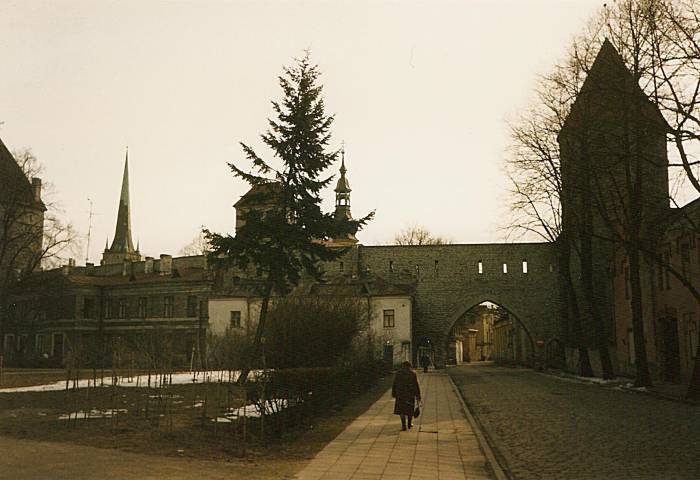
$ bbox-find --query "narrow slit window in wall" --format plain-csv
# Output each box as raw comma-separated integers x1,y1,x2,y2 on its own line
522,260,528,274
389,260,394,272
478,260,483,274
503,263,508,274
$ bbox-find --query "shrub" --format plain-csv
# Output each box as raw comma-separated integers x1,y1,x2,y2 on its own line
246,360,387,419
264,296,368,369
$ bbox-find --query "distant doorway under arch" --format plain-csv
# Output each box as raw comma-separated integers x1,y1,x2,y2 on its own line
446,301,535,366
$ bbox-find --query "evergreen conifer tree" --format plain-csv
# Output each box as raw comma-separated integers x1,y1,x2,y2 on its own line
205,53,372,383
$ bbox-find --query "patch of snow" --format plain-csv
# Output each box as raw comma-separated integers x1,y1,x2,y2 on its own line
58,409,127,420
0,370,263,393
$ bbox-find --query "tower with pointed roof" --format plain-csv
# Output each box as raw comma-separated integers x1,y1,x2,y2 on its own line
335,148,352,221
330,147,358,246
102,149,141,265
558,39,670,372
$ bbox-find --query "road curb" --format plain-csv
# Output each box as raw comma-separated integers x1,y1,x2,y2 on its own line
536,369,700,406
447,373,510,480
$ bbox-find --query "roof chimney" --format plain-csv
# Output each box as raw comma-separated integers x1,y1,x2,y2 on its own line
159,254,172,276
144,256,154,274
31,177,42,203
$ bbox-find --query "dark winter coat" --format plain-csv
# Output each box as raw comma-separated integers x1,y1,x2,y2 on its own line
392,367,421,416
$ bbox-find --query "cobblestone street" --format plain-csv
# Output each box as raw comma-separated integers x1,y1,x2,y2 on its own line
450,363,700,480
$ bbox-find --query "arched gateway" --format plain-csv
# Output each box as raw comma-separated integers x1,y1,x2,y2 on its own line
356,242,562,366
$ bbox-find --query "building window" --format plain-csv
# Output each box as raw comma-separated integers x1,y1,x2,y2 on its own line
688,314,697,360
83,297,95,319
118,298,127,319
383,309,395,328
478,260,483,274
389,261,394,272
230,311,242,329
187,296,198,317
434,260,439,274
4,334,16,352
36,334,50,355
627,329,635,364
502,263,508,274
339,261,344,273
522,260,528,274
163,296,174,318
104,300,112,319
138,297,148,318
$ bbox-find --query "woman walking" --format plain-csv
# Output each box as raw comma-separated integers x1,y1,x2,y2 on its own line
392,361,421,431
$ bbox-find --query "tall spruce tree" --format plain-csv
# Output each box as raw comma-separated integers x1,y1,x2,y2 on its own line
205,53,372,384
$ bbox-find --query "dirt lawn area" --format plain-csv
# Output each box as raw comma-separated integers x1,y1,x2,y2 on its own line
0,374,393,479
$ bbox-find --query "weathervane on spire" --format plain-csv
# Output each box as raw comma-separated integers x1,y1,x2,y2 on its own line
340,140,346,174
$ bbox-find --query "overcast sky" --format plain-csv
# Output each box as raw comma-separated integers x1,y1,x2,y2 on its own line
0,0,607,263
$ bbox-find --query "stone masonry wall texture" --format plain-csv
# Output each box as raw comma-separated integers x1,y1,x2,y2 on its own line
357,243,562,363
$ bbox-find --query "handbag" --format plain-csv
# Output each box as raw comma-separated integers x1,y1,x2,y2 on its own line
413,402,421,418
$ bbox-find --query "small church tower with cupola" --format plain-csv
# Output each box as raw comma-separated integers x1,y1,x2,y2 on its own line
330,147,358,246
335,148,352,221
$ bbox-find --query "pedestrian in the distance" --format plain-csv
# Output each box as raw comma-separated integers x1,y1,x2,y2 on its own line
420,353,430,373
392,361,421,431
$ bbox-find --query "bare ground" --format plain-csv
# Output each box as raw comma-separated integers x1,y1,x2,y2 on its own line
0,374,393,479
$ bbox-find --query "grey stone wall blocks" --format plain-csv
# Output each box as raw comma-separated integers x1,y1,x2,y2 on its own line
354,243,562,363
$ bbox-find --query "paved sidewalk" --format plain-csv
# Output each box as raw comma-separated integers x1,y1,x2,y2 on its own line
295,371,493,480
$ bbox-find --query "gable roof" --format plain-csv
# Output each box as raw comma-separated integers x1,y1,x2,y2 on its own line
234,182,283,208
559,39,670,139
0,137,36,205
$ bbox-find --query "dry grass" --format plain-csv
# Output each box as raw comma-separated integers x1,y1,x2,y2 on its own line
0,371,393,477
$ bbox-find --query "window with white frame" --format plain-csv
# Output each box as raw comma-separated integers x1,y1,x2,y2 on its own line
138,297,148,318
163,296,174,318
118,298,127,319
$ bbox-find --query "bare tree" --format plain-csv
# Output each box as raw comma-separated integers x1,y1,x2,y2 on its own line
507,0,700,387
0,146,77,358
178,229,210,256
507,106,596,377
393,225,451,246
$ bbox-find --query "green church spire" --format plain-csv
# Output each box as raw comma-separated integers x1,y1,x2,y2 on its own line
103,148,140,264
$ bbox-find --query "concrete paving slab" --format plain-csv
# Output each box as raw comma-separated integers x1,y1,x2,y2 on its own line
295,371,494,480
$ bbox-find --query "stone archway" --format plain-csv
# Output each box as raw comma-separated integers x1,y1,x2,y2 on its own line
357,243,563,368
440,296,536,367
